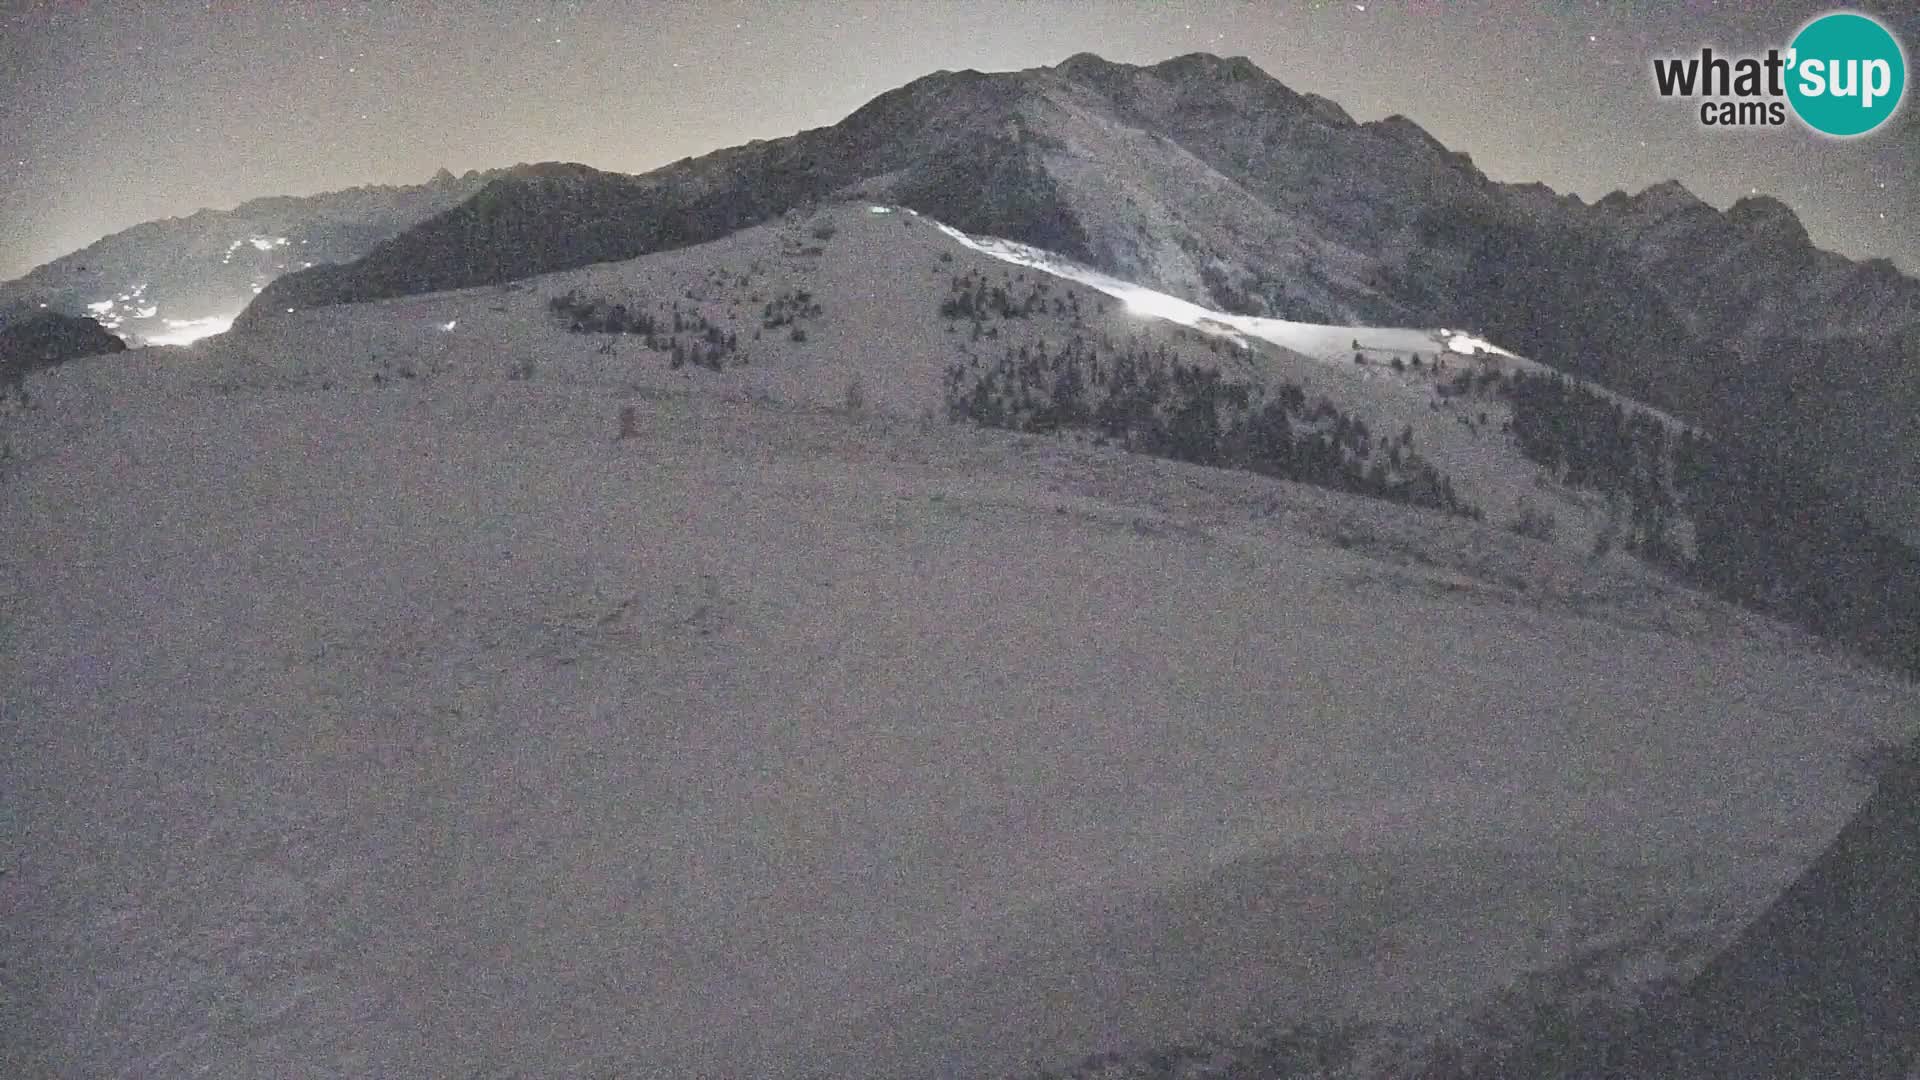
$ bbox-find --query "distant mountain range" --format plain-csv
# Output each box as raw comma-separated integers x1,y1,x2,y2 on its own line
239,54,1920,344
9,52,1919,539
0,166,531,343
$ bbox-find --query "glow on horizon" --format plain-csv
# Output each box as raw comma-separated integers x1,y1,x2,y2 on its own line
142,314,235,346
1121,287,1208,326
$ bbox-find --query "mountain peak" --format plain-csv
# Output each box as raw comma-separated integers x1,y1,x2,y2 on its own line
1367,114,1450,156
1151,52,1264,78
1634,179,1709,211
1726,194,1811,248
1056,51,1120,75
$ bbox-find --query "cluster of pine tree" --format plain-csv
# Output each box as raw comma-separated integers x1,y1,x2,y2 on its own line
1502,370,1680,562
942,333,1479,520
1437,367,1507,399
1497,368,1920,675
938,268,1091,324
549,290,656,335
1673,430,1920,675
547,290,739,371
760,289,822,330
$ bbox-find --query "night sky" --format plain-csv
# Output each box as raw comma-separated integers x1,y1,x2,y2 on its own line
2,0,1914,280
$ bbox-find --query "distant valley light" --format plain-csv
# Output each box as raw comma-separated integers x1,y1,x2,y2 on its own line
142,314,234,346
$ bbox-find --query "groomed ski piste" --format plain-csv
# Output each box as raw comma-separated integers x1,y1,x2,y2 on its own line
927,214,1518,362
920,210,1689,432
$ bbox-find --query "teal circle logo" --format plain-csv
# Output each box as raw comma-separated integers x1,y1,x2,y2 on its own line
1786,11,1906,137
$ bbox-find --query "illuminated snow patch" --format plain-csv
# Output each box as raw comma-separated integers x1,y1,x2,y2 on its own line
440,319,458,331
134,305,158,319
929,217,1533,372
86,300,114,314
1442,331,1512,357
143,315,235,346
1121,287,1210,326
868,205,893,214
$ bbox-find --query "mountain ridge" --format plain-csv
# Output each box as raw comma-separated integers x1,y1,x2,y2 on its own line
0,165,553,343
15,50,1920,536
240,53,1919,346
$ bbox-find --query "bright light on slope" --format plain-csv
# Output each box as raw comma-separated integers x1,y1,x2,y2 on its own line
930,218,1528,368
143,314,235,346
923,215,1698,431
1442,332,1508,357
1121,287,1213,327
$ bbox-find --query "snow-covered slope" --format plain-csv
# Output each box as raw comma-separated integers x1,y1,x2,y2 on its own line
921,212,1691,554
934,218,1516,365
210,202,1680,559
4,201,1913,1079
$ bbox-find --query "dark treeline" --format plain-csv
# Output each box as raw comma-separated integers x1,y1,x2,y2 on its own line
1501,370,1681,563
547,289,740,371
938,266,1088,323
943,330,1480,520
1495,367,1920,676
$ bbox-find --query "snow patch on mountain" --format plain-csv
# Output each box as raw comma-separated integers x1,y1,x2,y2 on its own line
928,214,1688,432
931,218,1515,366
